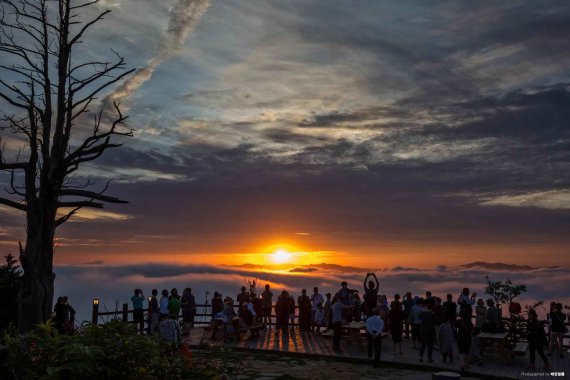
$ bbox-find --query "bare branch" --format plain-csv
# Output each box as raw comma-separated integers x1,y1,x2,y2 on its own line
55,206,81,227
0,196,27,211
68,9,110,46
59,189,127,204
57,200,104,209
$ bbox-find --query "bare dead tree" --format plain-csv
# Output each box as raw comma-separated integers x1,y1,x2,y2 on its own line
0,0,135,332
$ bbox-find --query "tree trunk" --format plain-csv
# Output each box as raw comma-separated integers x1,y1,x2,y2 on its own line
18,201,56,333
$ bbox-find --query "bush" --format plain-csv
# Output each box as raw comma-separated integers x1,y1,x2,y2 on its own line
0,254,22,332
0,320,233,379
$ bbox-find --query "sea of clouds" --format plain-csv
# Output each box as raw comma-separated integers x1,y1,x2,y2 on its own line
54,261,570,323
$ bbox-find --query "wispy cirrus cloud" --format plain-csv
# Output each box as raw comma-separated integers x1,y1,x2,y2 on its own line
480,190,570,210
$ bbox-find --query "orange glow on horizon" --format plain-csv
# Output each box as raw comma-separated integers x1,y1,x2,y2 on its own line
52,237,570,270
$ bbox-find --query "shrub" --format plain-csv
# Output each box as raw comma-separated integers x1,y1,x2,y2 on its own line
0,320,234,379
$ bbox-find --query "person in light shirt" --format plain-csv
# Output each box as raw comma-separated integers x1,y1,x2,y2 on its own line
366,307,385,367
310,287,325,333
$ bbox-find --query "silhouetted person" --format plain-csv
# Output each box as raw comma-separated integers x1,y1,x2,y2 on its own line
148,289,159,335
402,292,413,339
168,288,181,318
443,293,457,337
363,273,379,317
62,296,75,332
237,286,249,306
388,300,403,355
310,287,324,332
331,297,344,352
159,289,169,321
261,284,273,328
298,289,311,333
323,292,332,333
527,308,549,370
419,304,437,363
288,294,296,328
53,297,66,334
275,291,290,336
181,288,196,334
211,292,223,319
131,289,145,334
251,293,262,323
457,308,474,370
458,288,476,316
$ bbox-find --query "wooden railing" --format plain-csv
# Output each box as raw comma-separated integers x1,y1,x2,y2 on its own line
91,302,570,348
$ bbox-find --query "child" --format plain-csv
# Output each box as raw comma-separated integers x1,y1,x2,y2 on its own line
439,318,454,364
159,314,182,348
314,302,325,334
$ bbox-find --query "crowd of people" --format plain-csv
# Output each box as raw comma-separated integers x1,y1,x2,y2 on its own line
129,287,196,347
121,275,567,371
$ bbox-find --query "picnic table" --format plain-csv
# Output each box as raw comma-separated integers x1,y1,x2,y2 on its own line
478,331,509,363
342,321,390,352
342,321,366,351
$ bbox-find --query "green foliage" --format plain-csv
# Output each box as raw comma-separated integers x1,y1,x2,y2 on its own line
0,320,240,380
0,254,22,331
484,275,527,307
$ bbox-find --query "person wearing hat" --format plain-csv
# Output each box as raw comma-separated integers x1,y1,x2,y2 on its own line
366,307,384,367
483,298,499,333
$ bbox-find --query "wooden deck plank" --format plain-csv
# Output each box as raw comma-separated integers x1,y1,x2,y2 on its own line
184,326,569,380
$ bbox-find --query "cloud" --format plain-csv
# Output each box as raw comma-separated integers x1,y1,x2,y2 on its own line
57,208,132,223
480,191,570,210
289,267,317,273
55,261,570,323
103,0,211,108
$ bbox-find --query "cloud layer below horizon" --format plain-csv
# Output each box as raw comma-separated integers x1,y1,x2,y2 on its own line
55,261,570,322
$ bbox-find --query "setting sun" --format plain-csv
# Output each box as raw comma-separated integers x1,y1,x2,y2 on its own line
270,248,293,264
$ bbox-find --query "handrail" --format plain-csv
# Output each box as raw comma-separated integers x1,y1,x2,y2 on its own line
91,302,570,348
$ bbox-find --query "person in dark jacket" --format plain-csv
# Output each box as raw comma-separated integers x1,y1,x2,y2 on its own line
275,291,290,336
211,292,223,318
388,300,404,355
363,273,379,317
419,304,437,362
298,289,312,333
53,297,66,334
443,293,457,338
527,308,549,370
548,303,567,358
457,308,474,370
402,292,413,339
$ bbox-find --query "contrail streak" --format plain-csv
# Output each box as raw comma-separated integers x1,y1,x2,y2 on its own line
104,0,211,108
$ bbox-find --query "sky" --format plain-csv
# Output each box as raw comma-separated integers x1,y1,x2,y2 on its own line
1,0,570,289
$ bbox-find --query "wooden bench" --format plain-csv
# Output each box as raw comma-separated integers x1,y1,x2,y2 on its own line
249,322,265,338
511,342,528,356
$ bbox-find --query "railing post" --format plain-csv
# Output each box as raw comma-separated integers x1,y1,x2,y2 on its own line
91,298,99,325
122,303,129,322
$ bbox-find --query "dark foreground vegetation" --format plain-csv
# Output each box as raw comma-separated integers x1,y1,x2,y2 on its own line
0,320,242,380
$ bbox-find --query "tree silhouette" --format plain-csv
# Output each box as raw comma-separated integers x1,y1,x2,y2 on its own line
0,0,134,332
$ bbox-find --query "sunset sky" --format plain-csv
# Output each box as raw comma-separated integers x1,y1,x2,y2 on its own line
1,0,569,271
